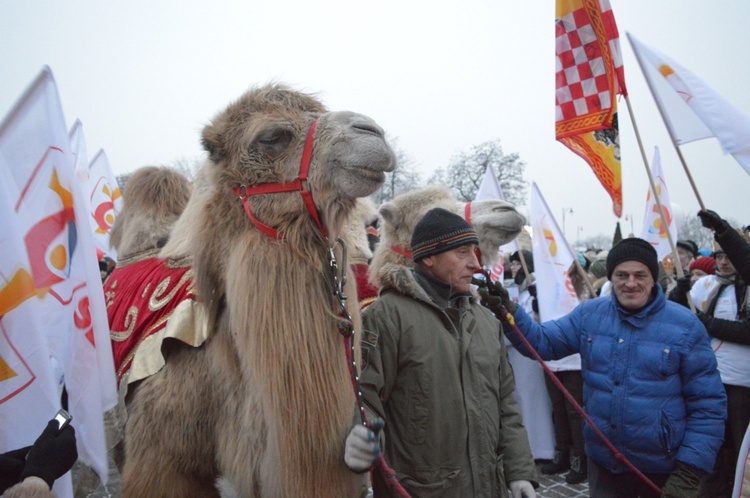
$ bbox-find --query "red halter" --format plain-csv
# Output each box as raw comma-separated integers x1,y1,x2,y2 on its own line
232,119,328,239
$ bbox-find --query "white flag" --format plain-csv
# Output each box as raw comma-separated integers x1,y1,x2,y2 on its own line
0,67,116,488
529,182,580,321
638,147,678,261
71,124,122,262
474,165,518,281
628,33,750,176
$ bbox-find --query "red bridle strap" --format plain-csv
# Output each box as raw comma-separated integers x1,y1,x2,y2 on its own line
390,246,413,259
231,119,328,239
464,202,472,226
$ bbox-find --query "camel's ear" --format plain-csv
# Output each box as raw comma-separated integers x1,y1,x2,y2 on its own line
378,201,402,228
201,122,225,163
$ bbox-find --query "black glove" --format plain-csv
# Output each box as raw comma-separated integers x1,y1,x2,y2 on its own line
19,420,78,488
527,284,539,313
661,461,705,498
0,446,31,492
695,311,712,326
472,277,517,317
697,209,729,234
675,276,691,293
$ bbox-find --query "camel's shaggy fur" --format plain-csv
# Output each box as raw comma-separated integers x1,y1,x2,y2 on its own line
109,166,192,258
369,185,526,288
344,197,379,265
121,84,395,497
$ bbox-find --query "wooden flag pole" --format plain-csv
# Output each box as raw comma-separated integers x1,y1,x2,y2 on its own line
570,250,597,298
626,33,706,211
625,95,696,312
516,241,533,287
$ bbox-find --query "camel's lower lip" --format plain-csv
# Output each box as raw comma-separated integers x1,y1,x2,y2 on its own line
351,167,386,183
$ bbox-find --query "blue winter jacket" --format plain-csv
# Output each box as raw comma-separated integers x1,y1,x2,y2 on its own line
505,285,726,475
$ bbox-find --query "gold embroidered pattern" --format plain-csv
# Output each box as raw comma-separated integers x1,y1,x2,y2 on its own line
115,312,175,381
111,306,139,342
116,248,161,267
149,271,194,311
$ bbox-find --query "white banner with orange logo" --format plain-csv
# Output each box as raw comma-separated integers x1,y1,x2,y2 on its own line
71,123,122,262
530,182,581,370
0,67,116,490
638,147,677,261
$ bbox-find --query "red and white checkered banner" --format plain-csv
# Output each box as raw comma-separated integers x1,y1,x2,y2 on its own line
555,0,628,217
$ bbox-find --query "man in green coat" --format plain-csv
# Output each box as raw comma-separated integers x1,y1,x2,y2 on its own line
344,207,538,497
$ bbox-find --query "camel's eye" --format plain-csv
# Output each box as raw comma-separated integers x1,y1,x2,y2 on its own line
256,128,293,156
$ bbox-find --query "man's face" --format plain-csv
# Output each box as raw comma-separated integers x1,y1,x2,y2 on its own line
421,244,480,295
676,247,694,270
611,260,654,311
715,252,737,277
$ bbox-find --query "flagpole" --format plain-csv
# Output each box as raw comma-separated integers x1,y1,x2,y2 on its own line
625,95,696,312
516,233,533,286
626,33,706,211
571,253,597,298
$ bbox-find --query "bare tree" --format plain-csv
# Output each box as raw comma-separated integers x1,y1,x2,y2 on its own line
372,137,422,204
428,139,527,204
172,155,205,181
678,212,741,253
116,172,131,193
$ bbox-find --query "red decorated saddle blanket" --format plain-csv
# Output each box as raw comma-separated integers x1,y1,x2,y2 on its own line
104,252,196,385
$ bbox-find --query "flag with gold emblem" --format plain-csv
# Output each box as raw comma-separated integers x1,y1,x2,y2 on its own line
556,0,628,216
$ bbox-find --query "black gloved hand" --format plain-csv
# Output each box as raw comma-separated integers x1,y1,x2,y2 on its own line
527,284,539,313
695,311,712,326
675,276,692,293
661,460,705,498
697,209,729,234
472,277,517,317
19,420,78,488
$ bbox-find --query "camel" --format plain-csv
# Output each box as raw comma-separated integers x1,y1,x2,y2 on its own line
120,84,396,497
369,185,526,289
343,197,381,310
102,166,193,471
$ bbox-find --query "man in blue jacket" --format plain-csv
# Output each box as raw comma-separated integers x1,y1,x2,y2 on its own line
479,237,726,498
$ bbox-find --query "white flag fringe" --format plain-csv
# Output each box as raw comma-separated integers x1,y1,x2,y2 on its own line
474,165,518,281
0,67,116,489
638,147,678,261
628,33,750,176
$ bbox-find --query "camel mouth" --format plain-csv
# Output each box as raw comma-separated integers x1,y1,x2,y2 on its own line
344,164,389,183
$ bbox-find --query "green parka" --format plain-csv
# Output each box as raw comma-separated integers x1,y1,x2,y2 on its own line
360,267,538,497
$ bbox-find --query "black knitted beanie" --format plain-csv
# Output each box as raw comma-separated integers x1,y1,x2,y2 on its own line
411,208,479,261
606,238,658,281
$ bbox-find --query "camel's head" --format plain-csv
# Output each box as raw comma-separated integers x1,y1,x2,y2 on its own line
201,84,396,240
467,197,526,266
109,166,192,258
369,185,525,286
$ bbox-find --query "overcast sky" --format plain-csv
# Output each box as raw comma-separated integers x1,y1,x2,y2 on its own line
2,0,748,245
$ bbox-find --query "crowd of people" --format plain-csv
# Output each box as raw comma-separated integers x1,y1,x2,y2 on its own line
5,199,748,498
348,207,750,498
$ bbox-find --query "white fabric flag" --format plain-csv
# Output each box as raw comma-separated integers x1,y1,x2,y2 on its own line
628,33,750,176
71,121,122,262
474,165,518,281
0,67,116,487
638,147,678,261
530,183,580,321
530,182,581,370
